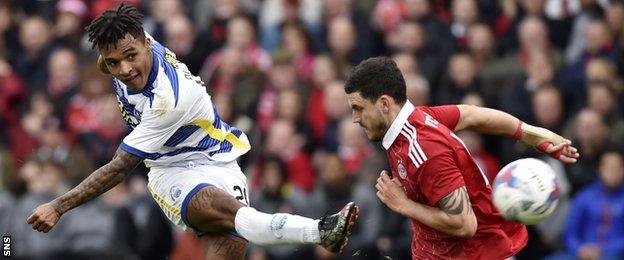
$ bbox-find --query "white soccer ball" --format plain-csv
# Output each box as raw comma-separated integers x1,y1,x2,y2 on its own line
492,158,560,225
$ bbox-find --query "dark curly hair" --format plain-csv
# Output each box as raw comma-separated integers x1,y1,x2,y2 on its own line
85,4,145,50
344,57,407,105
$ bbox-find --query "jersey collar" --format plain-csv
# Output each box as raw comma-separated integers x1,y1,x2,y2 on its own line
382,101,415,150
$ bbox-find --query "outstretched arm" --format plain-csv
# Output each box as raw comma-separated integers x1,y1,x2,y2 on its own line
375,171,477,238
454,105,579,163
27,148,142,232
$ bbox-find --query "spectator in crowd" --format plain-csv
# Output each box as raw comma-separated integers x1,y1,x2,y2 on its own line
306,55,338,145
54,0,89,50
404,73,431,106
337,117,374,176
449,0,479,49
566,108,609,194
226,15,272,71
46,48,80,120
437,52,481,104
402,0,455,59
276,88,313,151
322,80,351,151
259,0,323,53
327,16,359,78
66,64,126,167
281,23,315,81
16,93,55,164
547,147,624,260
386,21,445,87
256,50,305,132
0,58,27,148
565,0,608,64
562,18,618,112
392,52,419,77
13,16,55,91
496,0,572,51
126,175,173,260
192,0,251,43
586,80,624,143
145,0,185,42
605,0,624,43
248,156,313,259
1,158,67,258
467,23,509,106
32,118,95,187
308,153,382,259
533,87,566,134
490,16,562,96
164,14,212,75
501,49,558,123
457,130,500,181
0,2,20,61
322,0,378,62
264,119,315,192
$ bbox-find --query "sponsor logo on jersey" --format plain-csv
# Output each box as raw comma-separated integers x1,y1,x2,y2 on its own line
170,186,182,202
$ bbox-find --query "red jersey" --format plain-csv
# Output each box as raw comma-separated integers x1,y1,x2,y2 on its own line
383,102,527,259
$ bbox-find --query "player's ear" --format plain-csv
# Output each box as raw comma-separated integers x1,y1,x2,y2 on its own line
144,36,151,49
378,95,391,113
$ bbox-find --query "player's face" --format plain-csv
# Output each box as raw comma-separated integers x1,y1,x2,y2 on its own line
347,92,388,142
100,34,153,90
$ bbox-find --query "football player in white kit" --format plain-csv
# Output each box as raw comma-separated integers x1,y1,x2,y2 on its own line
27,4,358,259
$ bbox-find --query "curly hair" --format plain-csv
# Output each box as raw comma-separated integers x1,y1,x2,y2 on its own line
344,57,407,104
85,4,144,50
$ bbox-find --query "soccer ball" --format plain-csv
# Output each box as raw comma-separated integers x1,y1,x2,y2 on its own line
492,158,560,225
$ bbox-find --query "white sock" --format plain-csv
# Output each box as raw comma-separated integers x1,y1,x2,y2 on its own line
234,207,321,246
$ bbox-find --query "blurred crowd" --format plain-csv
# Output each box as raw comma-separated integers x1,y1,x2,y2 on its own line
0,0,623,259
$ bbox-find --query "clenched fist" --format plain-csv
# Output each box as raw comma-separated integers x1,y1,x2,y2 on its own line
27,203,61,233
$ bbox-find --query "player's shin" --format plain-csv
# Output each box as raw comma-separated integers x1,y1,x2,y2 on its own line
234,207,320,245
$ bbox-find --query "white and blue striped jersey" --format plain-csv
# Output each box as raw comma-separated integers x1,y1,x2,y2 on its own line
114,34,250,167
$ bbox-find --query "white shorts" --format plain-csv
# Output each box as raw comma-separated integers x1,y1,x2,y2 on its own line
147,160,249,236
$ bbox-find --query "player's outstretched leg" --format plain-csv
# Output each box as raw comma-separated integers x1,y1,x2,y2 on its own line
200,232,247,260
186,185,359,255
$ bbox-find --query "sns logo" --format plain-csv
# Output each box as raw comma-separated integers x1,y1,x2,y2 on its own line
3,236,10,257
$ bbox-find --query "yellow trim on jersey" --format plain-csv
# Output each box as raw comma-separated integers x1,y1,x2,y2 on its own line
189,118,251,150
148,186,181,217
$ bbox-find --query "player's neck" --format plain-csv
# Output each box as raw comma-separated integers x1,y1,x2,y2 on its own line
384,103,403,130
387,104,403,126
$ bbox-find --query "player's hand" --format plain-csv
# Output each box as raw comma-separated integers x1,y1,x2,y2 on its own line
518,123,580,163
541,139,580,164
375,170,407,213
27,202,62,233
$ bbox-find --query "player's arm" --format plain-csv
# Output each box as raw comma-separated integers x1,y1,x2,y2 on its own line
27,148,141,232
376,171,477,238
453,104,579,163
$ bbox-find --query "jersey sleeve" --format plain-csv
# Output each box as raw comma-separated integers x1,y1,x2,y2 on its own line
120,97,186,159
419,105,460,131
417,148,466,206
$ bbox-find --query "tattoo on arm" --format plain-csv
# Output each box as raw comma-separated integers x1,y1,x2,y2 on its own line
52,148,142,214
437,186,472,215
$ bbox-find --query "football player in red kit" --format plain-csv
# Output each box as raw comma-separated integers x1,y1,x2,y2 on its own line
344,57,579,259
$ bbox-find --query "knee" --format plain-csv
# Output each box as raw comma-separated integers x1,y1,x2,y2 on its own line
186,186,244,232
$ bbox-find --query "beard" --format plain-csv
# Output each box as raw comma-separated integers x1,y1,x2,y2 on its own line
363,119,387,142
